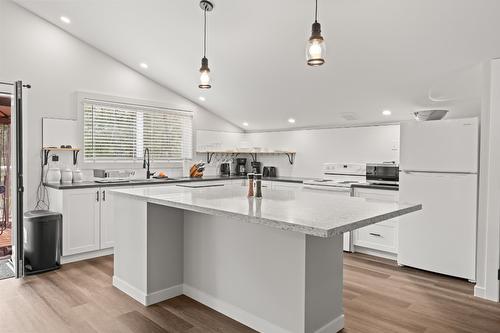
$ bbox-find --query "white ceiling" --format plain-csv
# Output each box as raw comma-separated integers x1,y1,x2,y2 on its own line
14,0,500,131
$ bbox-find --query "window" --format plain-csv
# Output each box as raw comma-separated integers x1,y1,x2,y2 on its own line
83,99,193,162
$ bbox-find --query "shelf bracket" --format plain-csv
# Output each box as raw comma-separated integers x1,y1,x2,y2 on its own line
43,149,50,166
206,152,216,164
73,150,79,165
285,153,295,165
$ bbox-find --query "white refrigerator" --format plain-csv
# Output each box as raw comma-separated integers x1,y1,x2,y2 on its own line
398,118,478,280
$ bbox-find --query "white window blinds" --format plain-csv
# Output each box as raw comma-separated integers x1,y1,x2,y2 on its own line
83,99,193,162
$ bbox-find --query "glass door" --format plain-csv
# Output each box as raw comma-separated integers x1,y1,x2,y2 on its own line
11,81,25,278
1,80,27,279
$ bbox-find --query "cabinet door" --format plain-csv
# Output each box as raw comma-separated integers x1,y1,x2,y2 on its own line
100,188,115,249
353,188,399,253
62,189,100,256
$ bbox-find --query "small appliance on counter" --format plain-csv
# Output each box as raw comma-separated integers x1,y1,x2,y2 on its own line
365,162,399,185
220,161,231,177
263,166,277,178
93,169,135,183
251,161,261,174
235,158,247,176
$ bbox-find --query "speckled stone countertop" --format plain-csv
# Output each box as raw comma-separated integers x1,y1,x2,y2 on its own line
111,184,421,238
44,175,313,190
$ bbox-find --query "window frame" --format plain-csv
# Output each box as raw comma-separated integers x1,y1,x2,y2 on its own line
77,92,194,168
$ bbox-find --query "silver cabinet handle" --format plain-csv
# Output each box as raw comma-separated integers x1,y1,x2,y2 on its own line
102,190,106,201
369,232,382,237
96,190,100,202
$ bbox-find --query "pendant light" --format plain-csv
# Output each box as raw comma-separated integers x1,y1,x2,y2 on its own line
306,0,326,66
199,0,213,89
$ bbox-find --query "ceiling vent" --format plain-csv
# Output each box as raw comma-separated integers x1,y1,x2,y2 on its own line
340,112,358,121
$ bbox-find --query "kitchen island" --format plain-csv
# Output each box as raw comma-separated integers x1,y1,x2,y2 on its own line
111,184,421,333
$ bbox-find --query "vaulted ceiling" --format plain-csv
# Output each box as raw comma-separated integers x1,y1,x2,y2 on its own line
13,0,500,130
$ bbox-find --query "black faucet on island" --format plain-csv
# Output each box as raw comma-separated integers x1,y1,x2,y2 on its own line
143,147,154,179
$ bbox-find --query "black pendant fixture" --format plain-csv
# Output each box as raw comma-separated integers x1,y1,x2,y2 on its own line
199,0,213,89
306,0,326,66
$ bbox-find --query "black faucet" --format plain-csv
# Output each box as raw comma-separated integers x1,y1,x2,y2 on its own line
143,148,154,179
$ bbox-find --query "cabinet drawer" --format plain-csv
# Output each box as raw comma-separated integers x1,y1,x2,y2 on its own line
354,224,397,253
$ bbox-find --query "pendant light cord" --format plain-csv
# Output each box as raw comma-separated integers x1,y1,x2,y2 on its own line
203,8,207,57
315,0,318,23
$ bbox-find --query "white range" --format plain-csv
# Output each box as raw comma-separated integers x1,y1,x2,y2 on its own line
303,163,366,251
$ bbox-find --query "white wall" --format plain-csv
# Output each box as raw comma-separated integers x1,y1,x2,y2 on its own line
475,59,500,302
196,125,400,178
0,1,241,208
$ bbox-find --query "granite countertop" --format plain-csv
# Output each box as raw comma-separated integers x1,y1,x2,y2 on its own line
111,184,421,238
44,175,312,190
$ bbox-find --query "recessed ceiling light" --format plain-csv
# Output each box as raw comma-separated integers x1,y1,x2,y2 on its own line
198,96,206,101
288,118,296,124
140,63,148,69
60,16,71,24
382,110,392,116
242,122,249,127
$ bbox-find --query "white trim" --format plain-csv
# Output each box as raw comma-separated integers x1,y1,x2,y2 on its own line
244,121,400,134
112,276,146,305
61,247,113,264
183,284,291,333
315,314,345,333
474,285,486,299
145,284,183,306
353,246,398,261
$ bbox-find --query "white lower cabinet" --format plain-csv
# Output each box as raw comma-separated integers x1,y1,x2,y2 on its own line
352,187,399,258
100,188,115,249
62,188,101,256
48,186,120,257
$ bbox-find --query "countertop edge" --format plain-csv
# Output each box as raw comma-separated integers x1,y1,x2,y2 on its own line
112,190,421,238
44,176,307,190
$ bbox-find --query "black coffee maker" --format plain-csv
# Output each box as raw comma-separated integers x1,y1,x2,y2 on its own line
251,161,261,174
235,158,247,176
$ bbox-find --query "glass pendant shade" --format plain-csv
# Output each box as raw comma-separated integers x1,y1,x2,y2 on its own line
306,22,325,66
199,57,211,89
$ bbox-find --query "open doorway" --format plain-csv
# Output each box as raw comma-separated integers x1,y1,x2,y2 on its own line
0,92,13,280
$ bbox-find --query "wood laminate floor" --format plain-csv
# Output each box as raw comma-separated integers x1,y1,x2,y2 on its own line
0,253,498,333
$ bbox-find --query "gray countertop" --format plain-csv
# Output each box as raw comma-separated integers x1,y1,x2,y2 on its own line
44,175,312,190
111,184,420,238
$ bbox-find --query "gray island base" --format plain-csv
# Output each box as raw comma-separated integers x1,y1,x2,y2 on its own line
111,185,421,333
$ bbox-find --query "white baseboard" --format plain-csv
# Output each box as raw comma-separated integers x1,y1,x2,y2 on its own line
315,314,344,333
113,276,146,305
145,284,183,306
113,280,346,332
113,276,183,306
474,285,499,302
474,285,486,298
353,246,397,261
183,284,292,333
61,248,114,264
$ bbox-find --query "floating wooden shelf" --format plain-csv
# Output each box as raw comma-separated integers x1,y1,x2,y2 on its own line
42,147,80,165
196,150,296,165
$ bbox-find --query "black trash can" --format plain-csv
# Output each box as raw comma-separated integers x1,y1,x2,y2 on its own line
23,210,62,275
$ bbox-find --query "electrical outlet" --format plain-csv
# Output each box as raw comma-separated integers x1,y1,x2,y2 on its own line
52,155,59,162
